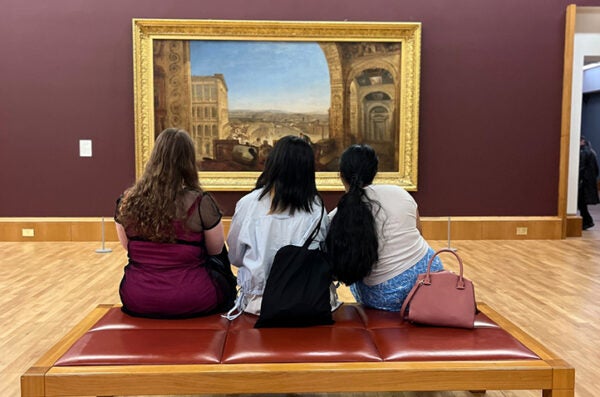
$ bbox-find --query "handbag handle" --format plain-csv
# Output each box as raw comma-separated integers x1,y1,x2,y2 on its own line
424,248,466,289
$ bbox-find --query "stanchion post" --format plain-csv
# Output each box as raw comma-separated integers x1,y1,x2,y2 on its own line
95,217,113,254
447,216,457,252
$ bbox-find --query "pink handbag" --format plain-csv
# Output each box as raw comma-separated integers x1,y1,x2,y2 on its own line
400,249,477,329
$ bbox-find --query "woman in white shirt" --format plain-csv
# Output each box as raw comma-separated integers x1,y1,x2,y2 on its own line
226,135,329,318
325,144,443,311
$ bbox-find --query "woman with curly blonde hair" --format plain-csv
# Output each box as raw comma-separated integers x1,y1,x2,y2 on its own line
115,128,228,318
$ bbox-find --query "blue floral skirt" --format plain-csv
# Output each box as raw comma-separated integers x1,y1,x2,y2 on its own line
349,247,443,312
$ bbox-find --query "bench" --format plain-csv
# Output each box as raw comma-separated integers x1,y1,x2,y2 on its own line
21,302,574,397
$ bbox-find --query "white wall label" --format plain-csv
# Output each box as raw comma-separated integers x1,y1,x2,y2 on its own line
79,139,92,157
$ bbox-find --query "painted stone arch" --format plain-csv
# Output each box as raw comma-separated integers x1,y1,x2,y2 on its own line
311,44,400,170
364,93,393,142
346,60,400,170
318,43,344,143
347,61,398,138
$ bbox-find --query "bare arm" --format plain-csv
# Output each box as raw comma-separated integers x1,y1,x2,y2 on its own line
115,222,128,250
204,221,225,256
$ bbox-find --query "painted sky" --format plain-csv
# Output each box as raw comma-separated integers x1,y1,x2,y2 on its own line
190,41,330,113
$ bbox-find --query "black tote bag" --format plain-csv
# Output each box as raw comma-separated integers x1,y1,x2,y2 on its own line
255,206,334,328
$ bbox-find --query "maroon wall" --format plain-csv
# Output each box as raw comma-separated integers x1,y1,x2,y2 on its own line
3,0,600,217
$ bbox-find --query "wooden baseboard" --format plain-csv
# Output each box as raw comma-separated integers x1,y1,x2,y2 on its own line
565,215,582,237
420,216,563,240
0,216,566,241
0,218,119,242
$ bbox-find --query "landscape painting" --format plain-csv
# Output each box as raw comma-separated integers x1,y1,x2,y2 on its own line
133,19,421,190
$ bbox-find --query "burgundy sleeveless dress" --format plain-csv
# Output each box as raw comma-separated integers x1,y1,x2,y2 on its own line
119,199,220,318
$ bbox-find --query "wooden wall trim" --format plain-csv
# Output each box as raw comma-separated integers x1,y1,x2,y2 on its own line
0,218,119,242
421,216,563,240
0,216,566,241
558,4,577,238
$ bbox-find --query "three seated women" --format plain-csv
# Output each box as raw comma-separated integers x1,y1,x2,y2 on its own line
115,129,442,319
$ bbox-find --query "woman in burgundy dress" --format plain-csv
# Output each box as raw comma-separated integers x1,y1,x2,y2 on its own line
114,128,227,318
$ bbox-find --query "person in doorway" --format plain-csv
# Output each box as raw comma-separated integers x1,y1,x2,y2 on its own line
325,144,443,311
578,136,600,230
114,128,229,318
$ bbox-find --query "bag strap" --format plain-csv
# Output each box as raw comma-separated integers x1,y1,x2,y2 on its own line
424,248,466,289
302,199,325,249
399,279,422,323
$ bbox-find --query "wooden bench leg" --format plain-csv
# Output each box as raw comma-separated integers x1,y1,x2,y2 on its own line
21,366,48,397
542,359,575,397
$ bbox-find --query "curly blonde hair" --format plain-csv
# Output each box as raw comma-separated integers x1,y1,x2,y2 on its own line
117,128,202,242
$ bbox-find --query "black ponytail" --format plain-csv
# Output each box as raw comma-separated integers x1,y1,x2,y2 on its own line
325,145,380,285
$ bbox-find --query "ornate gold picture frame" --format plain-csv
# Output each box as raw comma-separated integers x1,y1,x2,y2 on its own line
133,19,421,191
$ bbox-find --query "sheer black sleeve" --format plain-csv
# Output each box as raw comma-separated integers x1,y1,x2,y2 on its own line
199,192,223,230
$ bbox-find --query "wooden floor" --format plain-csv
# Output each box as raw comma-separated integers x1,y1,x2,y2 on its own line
2,210,600,397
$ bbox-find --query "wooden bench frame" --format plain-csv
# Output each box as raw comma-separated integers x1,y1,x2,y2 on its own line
21,303,574,397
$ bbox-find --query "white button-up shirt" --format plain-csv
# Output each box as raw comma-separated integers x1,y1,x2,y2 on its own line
226,188,328,316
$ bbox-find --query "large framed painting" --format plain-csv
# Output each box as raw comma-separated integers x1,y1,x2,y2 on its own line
133,19,421,190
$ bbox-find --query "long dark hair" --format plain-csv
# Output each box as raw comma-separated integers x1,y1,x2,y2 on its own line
325,144,379,285
117,128,201,242
256,135,319,214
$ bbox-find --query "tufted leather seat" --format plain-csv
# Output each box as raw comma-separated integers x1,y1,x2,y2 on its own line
54,303,539,367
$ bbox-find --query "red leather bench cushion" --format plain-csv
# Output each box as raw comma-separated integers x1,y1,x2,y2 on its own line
55,329,227,365
222,327,381,363
372,327,540,361
55,304,540,366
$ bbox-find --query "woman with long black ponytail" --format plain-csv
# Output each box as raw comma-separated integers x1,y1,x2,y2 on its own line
326,144,443,311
